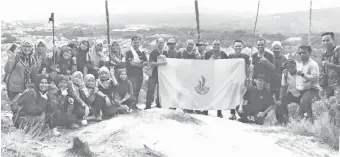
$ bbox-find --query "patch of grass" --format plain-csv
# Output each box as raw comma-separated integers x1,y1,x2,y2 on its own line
160,112,204,125
286,92,340,151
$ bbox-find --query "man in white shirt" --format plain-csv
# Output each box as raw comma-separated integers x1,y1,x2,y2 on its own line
275,45,319,124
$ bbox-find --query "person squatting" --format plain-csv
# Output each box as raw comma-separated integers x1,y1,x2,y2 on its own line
3,32,339,136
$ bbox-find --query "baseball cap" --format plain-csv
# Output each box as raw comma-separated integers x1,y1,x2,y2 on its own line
196,41,204,46
271,41,282,48
167,38,176,44
257,74,267,82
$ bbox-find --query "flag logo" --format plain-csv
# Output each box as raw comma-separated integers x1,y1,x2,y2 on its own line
195,76,209,95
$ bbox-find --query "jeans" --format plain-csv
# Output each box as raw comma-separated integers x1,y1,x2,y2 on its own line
129,73,144,102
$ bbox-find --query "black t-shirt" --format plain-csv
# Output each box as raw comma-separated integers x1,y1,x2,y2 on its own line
243,86,274,113
252,51,274,82
176,51,197,59
125,49,148,76
149,49,168,78
204,50,229,60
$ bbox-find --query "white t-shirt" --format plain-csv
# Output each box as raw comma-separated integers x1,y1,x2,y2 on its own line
295,58,320,90
281,72,300,97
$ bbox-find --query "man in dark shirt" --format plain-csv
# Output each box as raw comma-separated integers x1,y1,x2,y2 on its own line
270,41,287,101
202,40,229,118
236,74,275,125
252,39,275,90
196,41,206,59
176,39,198,59
320,32,340,98
228,40,250,120
145,37,168,110
167,38,178,59
125,36,148,103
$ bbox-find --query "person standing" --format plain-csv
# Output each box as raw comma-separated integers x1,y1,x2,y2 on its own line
202,40,229,118
320,32,340,98
166,38,178,59
145,37,168,110
270,41,287,101
228,40,250,120
296,45,320,123
252,39,276,90
125,36,148,103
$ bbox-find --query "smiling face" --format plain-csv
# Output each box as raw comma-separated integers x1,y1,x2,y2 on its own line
213,41,221,51
132,39,141,50
322,34,335,50
62,50,72,60
119,71,127,81
100,70,110,80
157,38,165,50
57,80,68,90
233,41,243,53
256,78,265,90
72,73,83,85
257,40,266,53
298,48,310,63
186,40,195,51
85,77,95,88
22,45,33,55
36,42,46,54
39,79,49,92
272,45,281,57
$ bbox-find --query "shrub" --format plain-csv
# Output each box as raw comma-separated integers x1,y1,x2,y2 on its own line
287,90,340,150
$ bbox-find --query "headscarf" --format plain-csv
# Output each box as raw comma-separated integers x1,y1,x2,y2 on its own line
58,46,75,75
18,40,35,89
79,40,90,53
34,39,47,57
71,71,83,86
88,39,105,68
109,41,121,61
34,74,49,99
34,74,49,90
84,74,95,97
97,66,111,89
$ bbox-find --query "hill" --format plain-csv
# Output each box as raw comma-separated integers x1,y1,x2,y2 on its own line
49,7,340,35
2,109,338,157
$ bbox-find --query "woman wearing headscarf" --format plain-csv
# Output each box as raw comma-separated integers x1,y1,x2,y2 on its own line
77,40,90,73
56,46,77,76
71,71,90,125
115,69,137,110
46,74,79,136
33,39,49,74
11,74,49,133
85,39,106,78
79,74,100,120
4,41,39,100
108,41,122,67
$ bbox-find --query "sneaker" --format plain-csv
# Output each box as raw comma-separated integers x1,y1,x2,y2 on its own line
145,106,151,110
52,128,61,137
217,114,223,118
229,114,237,120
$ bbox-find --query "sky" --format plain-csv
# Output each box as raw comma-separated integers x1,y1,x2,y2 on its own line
1,0,340,21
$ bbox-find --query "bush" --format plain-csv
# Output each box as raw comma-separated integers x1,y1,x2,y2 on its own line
287,91,340,150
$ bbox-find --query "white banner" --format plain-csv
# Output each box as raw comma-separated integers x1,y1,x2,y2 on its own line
158,58,246,110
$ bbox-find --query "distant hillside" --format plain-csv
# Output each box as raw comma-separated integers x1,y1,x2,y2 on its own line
54,7,340,35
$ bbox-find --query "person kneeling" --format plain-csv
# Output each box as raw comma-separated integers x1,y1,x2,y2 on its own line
236,74,275,125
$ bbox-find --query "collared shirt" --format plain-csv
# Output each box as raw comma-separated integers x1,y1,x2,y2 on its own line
321,46,340,87
296,58,320,90
149,49,168,78
252,51,274,82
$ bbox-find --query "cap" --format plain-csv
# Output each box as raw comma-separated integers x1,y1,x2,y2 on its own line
257,74,267,82
196,41,204,46
271,41,282,48
167,38,176,44
131,36,141,41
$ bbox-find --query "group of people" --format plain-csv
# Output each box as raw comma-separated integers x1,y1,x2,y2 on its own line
3,31,339,136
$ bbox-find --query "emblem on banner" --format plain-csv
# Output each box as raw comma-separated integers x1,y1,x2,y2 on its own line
195,76,209,95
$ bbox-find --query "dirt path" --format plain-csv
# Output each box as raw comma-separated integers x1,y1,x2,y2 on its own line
34,109,338,157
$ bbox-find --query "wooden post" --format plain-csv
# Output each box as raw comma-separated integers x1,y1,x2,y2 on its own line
308,0,312,46
105,0,110,45
194,0,200,43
